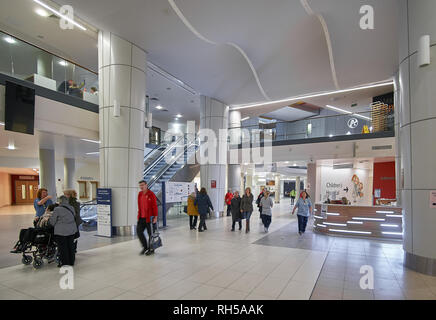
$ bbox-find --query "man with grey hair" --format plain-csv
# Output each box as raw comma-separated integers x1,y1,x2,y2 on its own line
49,195,78,267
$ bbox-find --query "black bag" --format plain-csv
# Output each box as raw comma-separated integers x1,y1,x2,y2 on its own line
183,205,188,213
61,205,81,239
150,223,162,250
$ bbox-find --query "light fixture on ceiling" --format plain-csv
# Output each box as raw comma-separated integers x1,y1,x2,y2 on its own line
174,118,178,121
241,117,250,122
231,80,394,110
176,114,183,118
325,104,372,121
4,36,16,44
155,105,163,110
86,152,99,155
81,138,100,144
293,163,297,166
35,8,49,17
58,61,68,66
33,0,87,31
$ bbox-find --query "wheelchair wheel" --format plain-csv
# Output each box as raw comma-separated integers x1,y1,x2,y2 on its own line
33,257,44,269
22,255,33,265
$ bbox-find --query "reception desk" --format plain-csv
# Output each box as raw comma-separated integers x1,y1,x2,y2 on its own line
313,203,403,240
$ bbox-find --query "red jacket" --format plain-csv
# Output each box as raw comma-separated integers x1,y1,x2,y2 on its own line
225,192,233,205
138,190,158,222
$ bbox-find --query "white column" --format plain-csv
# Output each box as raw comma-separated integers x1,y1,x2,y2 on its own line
274,174,280,203
295,176,301,199
398,0,436,275
199,95,228,215
39,148,56,199
228,110,241,193
63,158,75,190
98,31,146,235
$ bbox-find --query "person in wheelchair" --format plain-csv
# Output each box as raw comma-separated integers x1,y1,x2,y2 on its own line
11,204,58,253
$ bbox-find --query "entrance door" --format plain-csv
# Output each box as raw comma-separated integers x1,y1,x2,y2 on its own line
15,181,39,204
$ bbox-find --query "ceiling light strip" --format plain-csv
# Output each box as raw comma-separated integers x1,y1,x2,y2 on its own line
167,0,270,101
231,81,394,110
33,0,87,31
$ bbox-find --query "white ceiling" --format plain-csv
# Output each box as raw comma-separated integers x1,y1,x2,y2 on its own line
261,106,317,122
51,0,398,106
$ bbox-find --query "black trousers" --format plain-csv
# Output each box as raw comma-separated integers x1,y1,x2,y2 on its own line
55,235,75,266
137,218,156,249
297,215,309,233
226,205,231,216
198,214,207,231
189,215,198,229
291,196,295,205
232,220,242,230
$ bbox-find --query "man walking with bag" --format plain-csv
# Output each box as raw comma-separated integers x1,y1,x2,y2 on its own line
137,180,158,256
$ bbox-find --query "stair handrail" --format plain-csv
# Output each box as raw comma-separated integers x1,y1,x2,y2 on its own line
147,137,199,188
143,135,185,177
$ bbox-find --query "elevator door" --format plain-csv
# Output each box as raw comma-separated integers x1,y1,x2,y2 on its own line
15,181,39,204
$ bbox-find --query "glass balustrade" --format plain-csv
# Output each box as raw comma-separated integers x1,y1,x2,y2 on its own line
229,110,394,146
0,31,98,104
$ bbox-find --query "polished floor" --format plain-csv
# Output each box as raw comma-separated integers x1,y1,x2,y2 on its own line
0,200,435,300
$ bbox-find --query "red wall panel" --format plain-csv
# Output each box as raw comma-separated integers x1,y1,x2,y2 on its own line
373,161,396,204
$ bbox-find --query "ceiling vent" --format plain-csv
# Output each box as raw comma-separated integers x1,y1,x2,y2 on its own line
333,163,354,170
372,145,392,150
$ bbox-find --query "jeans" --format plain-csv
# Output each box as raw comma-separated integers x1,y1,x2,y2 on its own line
198,214,207,231
55,234,75,266
189,215,198,229
261,214,272,229
297,215,309,233
291,197,295,205
137,218,156,249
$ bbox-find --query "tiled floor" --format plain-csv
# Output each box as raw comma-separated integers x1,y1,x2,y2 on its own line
1,200,436,300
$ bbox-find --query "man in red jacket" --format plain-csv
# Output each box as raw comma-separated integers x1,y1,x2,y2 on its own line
224,189,233,216
137,180,158,255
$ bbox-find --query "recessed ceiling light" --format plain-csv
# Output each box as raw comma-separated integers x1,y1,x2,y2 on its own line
174,118,179,121
35,8,49,17
155,105,163,110
176,114,182,118
33,0,87,31
4,36,16,44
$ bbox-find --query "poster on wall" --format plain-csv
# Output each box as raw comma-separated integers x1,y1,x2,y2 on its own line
430,191,436,208
165,182,195,203
97,188,112,237
211,180,216,189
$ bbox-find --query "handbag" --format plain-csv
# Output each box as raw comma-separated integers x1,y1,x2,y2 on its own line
150,223,163,250
183,205,188,213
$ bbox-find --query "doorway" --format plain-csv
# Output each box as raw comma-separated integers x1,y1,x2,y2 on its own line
90,181,99,200
14,180,39,204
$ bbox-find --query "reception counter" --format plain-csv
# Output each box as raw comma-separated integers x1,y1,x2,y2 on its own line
313,204,403,240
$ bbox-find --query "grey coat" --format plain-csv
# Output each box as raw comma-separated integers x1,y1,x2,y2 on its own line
49,204,78,236
260,197,274,216
240,194,254,212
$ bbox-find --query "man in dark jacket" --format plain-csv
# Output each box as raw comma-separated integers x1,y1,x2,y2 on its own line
195,188,213,232
230,191,242,231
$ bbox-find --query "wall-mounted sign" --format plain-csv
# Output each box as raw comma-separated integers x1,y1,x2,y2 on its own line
165,181,195,203
374,189,381,198
347,118,359,129
430,191,436,208
211,180,216,189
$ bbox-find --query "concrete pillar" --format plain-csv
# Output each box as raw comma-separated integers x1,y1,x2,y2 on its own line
39,148,56,199
307,163,317,201
296,176,301,199
63,158,76,190
274,174,280,203
228,110,241,193
98,31,147,235
398,0,436,275
199,95,228,215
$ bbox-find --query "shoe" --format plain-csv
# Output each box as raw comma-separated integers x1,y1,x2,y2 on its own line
231,228,235,231
204,227,207,230
266,228,269,232
298,232,302,236
193,227,197,230
239,226,242,231
140,248,147,255
198,229,204,232
145,249,154,256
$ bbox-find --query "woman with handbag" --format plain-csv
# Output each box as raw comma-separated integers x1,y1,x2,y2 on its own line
187,192,199,230
49,196,78,267
240,187,254,233
259,191,274,232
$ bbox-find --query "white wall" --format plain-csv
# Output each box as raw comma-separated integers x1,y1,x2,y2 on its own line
317,164,373,205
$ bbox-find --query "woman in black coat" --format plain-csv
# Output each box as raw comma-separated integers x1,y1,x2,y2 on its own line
230,191,242,231
194,188,214,232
